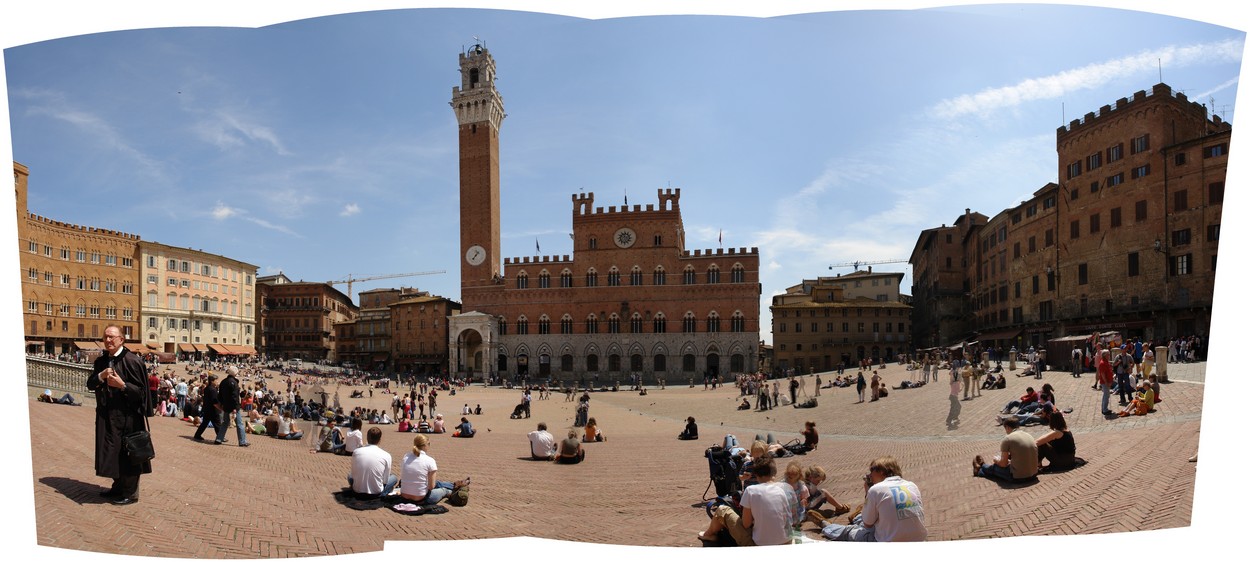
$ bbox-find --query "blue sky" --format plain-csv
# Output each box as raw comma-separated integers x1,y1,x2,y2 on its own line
3,4,1243,348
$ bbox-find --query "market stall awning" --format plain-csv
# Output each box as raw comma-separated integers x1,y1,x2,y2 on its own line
74,341,101,350
124,343,149,353
208,344,231,355
232,345,256,355
975,328,1022,342
178,343,196,353
192,344,209,352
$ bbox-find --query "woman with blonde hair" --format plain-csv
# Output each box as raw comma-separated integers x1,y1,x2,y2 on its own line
802,466,852,516
399,434,468,505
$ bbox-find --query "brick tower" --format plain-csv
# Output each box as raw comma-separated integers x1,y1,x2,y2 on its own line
451,43,505,299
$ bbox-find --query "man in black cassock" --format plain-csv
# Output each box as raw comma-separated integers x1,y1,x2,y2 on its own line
86,325,152,505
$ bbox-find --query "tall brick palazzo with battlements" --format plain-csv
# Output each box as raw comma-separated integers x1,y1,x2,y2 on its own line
447,45,762,384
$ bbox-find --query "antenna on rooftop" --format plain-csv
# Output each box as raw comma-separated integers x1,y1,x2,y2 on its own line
1158,58,1163,83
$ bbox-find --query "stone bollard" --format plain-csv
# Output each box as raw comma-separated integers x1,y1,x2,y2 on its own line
1009,347,1018,370
981,351,990,369
1156,345,1168,383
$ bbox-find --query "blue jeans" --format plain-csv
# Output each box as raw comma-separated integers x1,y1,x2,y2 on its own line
347,473,398,496
978,462,1027,482
820,514,875,542
1101,385,1112,413
235,409,249,445
214,409,230,442
176,395,187,414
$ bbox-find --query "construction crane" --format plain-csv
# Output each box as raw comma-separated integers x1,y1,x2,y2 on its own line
829,259,909,271
326,271,445,299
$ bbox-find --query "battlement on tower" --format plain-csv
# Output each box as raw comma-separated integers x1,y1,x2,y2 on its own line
503,255,574,267
1056,83,1224,141
683,247,759,258
572,188,682,217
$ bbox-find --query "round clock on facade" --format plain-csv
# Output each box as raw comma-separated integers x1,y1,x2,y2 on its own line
614,227,637,248
465,245,486,266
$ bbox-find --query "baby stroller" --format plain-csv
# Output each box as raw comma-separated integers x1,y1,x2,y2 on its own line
508,403,526,419
703,445,743,502
702,445,744,547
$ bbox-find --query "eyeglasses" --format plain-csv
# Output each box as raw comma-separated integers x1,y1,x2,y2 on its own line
101,335,124,341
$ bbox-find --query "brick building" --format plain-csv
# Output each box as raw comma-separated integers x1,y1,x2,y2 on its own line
16,161,143,356
446,45,761,384
333,287,461,373
257,273,358,361
908,211,986,349
389,291,461,374
138,240,258,360
770,269,911,372
910,83,1228,350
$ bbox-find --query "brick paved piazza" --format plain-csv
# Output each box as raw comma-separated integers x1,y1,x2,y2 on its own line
21,359,1225,559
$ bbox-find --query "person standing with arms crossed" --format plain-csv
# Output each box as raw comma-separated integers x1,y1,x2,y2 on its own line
86,325,152,505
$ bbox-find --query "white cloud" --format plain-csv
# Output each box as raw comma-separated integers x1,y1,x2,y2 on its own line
208,202,299,237
211,203,238,220
929,38,1245,120
194,109,291,155
340,203,361,217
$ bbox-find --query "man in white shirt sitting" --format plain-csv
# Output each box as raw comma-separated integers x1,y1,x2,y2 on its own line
347,427,397,498
808,455,926,542
528,422,557,460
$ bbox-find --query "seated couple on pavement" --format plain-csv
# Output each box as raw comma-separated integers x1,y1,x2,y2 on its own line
974,417,1038,482
526,422,585,463
805,456,927,542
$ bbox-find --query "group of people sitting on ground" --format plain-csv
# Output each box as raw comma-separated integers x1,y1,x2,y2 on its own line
527,420,604,464
343,428,470,507
1117,374,1159,417
974,409,1079,481
396,413,446,433
699,451,927,545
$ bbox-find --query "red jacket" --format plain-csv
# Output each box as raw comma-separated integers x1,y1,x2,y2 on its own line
1097,358,1114,385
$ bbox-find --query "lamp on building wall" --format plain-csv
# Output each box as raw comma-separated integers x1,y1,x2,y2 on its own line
1153,239,1168,254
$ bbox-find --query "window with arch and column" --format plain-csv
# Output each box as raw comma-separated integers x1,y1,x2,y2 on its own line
608,267,620,286
731,264,745,283
653,313,667,333
516,272,529,289
560,315,573,334
707,312,721,333
682,313,697,333
517,316,529,335
653,266,666,285
608,314,620,334
585,268,598,287
730,311,746,333
683,267,696,285
538,271,551,289
560,270,572,288
630,313,643,334
630,267,642,286
538,316,551,335
707,265,720,284
585,315,599,334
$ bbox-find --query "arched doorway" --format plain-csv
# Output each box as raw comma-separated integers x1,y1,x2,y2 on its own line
457,329,484,376
707,353,720,376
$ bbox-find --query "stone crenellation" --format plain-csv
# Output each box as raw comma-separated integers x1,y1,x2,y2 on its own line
572,188,681,216
1057,83,1223,140
27,212,140,240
